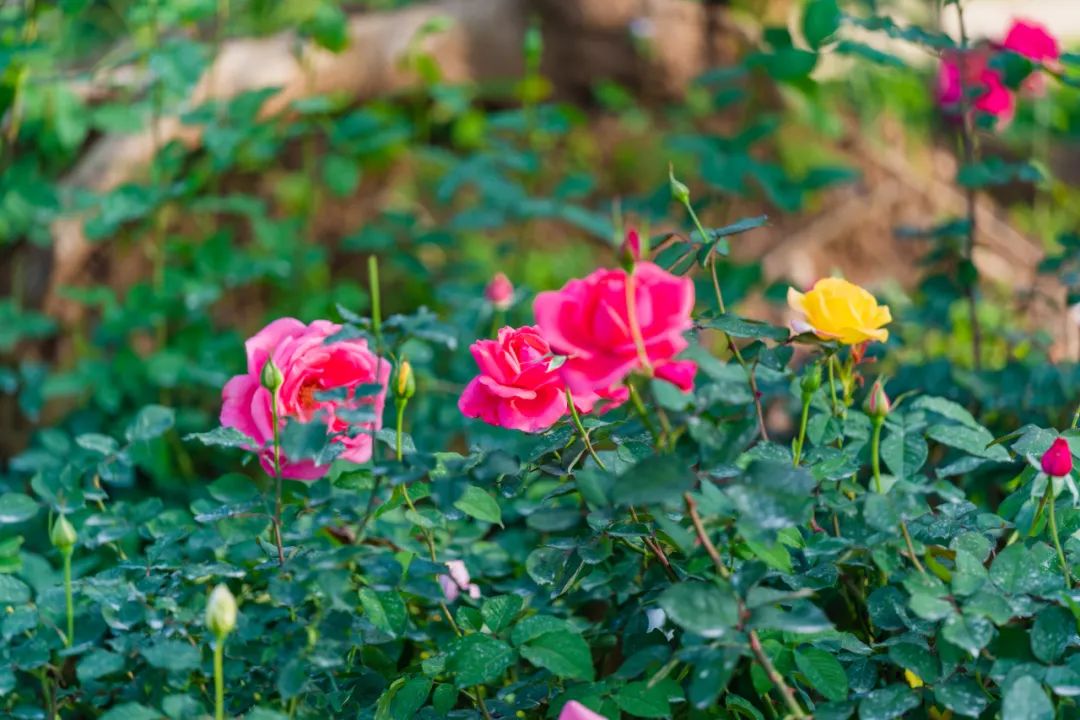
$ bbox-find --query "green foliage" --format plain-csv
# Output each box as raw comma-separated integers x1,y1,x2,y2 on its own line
3,0,1080,718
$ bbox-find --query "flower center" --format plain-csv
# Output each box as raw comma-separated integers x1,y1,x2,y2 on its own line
297,380,320,412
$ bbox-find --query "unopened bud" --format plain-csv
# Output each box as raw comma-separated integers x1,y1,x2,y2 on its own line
622,228,647,264
206,584,237,638
484,273,514,311
394,358,416,400
864,378,890,421
50,515,77,551
1042,437,1073,478
800,364,822,397
669,165,691,205
260,358,283,393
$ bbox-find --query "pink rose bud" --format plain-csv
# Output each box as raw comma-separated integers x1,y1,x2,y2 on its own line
1002,20,1060,64
558,700,608,720
864,378,890,421
485,273,514,311
622,228,645,263
1042,437,1073,477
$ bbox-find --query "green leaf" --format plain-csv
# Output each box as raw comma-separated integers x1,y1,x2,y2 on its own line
359,588,408,637
378,676,432,720
454,485,503,526
141,640,201,673
100,703,164,720
446,634,515,687
926,424,1010,462
126,405,176,442
612,456,697,507
1002,676,1053,720
941,613,994,658
703,314,789,342
0,575,31,603
207,473,260,504
432,684,457,714
185,426,253,449
881,418,928,478
511,615,570,645
934,676,989,718
858,685,919,720
480,595,522,633
802,0,841,49
658,581,739,639
726,462,814,539
614,678,681,718
0,493,38,524
520,630,595,681
1030,605,1074,663
78,650,126,682
794,646,848,701
323,154,361,197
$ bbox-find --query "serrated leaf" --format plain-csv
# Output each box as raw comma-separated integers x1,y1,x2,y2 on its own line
454,485,502,526
520,630,595,681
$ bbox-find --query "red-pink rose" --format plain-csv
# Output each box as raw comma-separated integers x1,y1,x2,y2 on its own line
220,317,390,481
458,325,571,433
936,49,1014,124
1002,20,1060,63
533,262,697,402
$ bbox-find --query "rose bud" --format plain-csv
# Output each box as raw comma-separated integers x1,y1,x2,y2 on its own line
800,363,822,397
50,515,77,552
484,273,514,311
206,584,238,638
622,228,646,264
394,358,416,401
260,357,283,393
863,378,890,421
1041,437,1073,478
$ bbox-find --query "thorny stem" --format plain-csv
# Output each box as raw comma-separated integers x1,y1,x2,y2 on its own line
629,506,678,582
685,491,806,718
872,418,926,575
749,630,809,720
709,259,769,441
1046,484,1073,587
566,389,605,469
954,2,983,371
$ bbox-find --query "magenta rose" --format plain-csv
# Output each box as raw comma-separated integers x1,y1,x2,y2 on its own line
558,701,608,720
533,262,697,403
936,49,1014,124
220,317,390,481
458,325,571,433
1002,20,1059,64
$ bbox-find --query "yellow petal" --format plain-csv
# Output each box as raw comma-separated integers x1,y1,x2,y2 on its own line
904,669,924,689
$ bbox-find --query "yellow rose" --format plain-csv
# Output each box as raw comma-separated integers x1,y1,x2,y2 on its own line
787,278,892,345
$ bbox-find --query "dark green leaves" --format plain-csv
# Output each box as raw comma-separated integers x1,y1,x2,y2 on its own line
454,485,502,526
1002,676,1054,720
519,630,595,681
726,462,814,539
802,0,841,49
611,456,697,507
658,581,739,638
794,646,848,701
446,634,515,687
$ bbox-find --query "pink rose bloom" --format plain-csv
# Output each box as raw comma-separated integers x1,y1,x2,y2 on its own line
459,326,571,433
534,262,697,404
485,272,514,311
559,700,608,720
936,49,1014,124
1002,20,1060,63
1002,20,1060,95
220,318,390,481
439,560,481,603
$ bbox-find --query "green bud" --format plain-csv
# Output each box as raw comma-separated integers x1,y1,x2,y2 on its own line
669,165,691,205
394,359,416,401
206,584,238,638
800,363,822,396
524,22,543,65
50,514,77,551
260,358,283,393
864,378,890,421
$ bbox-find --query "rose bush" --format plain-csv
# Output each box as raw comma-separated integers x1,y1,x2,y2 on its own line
5,2,1080,720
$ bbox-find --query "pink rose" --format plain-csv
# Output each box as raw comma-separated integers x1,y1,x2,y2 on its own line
558,700,608,720
220,318,390,481
458,326,570,433
936,49,1014,124
439,560,481,603
533,262,697,403
485,272,514,311
1002,20,1059,63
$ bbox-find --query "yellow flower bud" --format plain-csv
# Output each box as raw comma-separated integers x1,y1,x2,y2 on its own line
206,584,238,638
787,278,892,345
904,669,924,688
50,515,77,552
395,359,416,400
